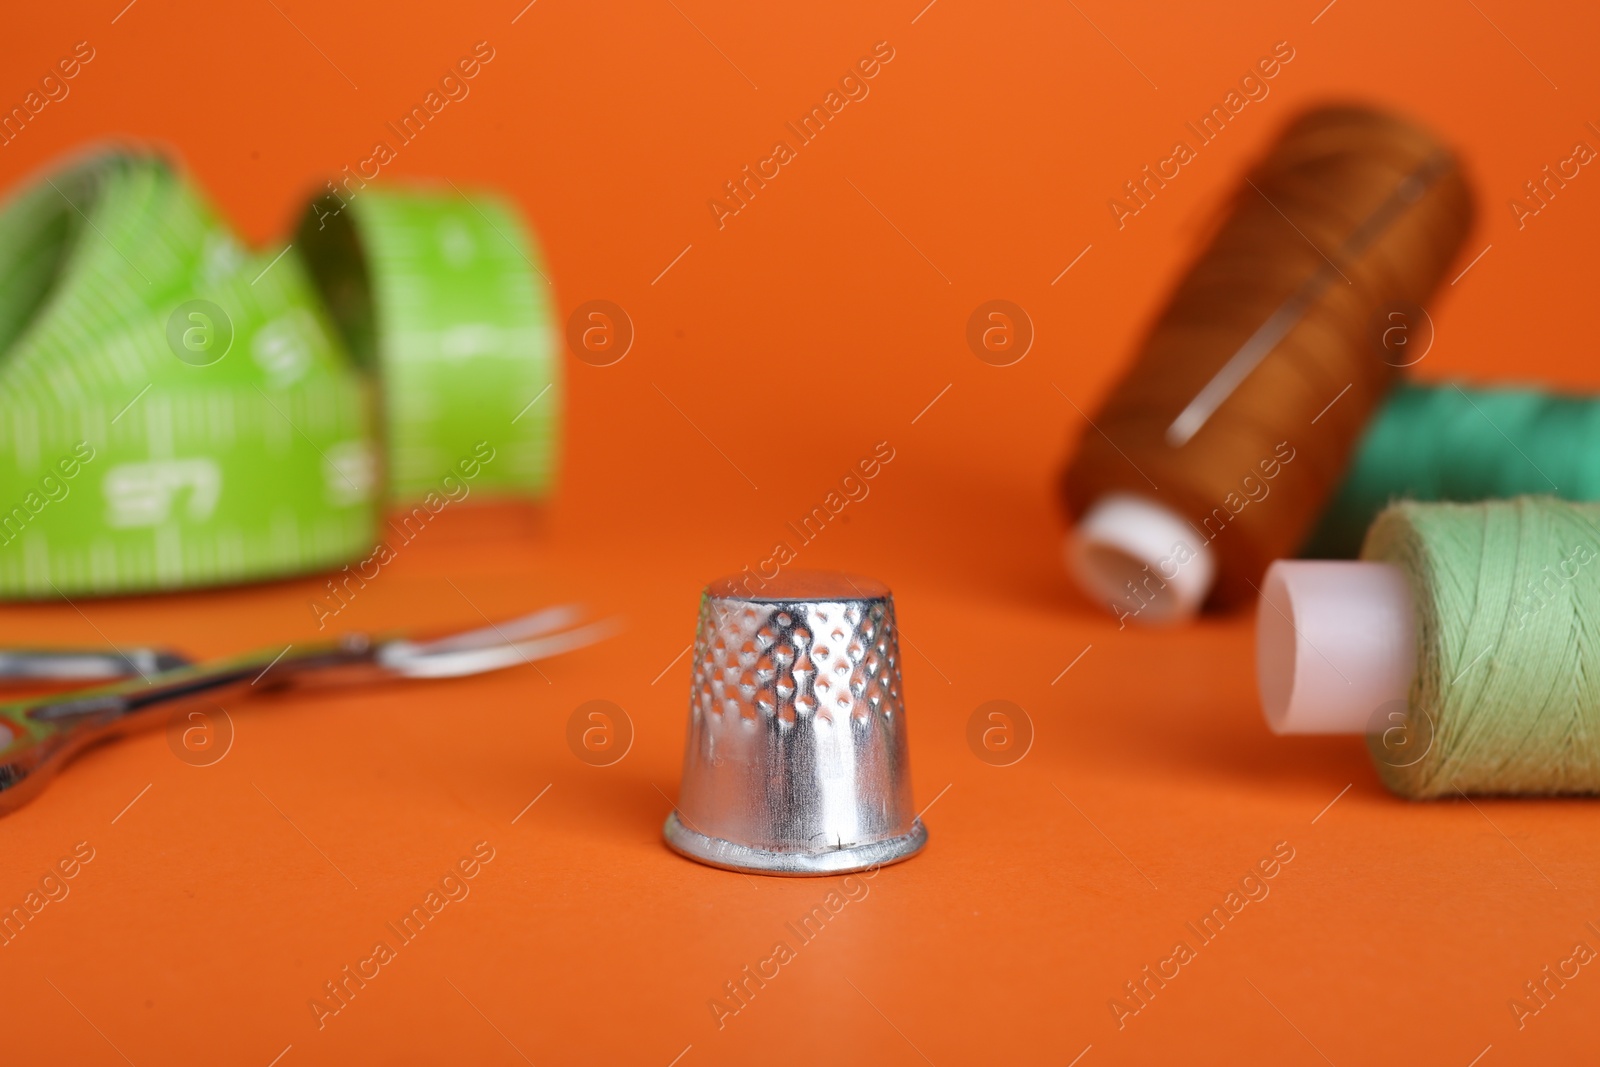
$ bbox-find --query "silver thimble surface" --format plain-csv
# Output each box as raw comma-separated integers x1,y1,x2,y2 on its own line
664,571,926,875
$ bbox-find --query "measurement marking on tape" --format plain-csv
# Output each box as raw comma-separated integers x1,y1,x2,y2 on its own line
43,176,151,285
444,179,550,283
253,386,363,497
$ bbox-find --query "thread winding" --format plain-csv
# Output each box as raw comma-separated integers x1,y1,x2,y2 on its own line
1305,382,1600,558
1363,497,1600,798
1063,104,1474,609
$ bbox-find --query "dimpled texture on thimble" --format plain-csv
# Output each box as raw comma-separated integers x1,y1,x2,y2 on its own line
694,596,901,728
679,586,915,852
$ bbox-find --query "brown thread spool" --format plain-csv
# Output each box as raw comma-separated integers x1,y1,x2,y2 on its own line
1061,104,1475,623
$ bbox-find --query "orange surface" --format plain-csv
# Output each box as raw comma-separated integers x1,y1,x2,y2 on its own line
3,1,1599,1063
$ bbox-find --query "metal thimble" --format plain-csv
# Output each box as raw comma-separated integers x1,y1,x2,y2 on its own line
664,571,927,875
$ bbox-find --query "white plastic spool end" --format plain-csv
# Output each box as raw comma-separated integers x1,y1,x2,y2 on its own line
1256,560,1417,735
1066,494,1217,625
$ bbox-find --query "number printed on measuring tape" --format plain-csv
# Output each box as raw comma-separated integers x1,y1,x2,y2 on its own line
322,441,376,506
251,312,314,387
102,459,222,528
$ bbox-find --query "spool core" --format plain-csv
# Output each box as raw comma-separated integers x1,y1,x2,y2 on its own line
1067,494,1217,624
1256,560,1417,734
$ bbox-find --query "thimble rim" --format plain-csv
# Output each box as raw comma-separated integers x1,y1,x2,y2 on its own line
663,812,927,876
706,569,890,603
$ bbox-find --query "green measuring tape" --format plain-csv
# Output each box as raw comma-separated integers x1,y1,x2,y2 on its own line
0,149,558,599
296,186,558,501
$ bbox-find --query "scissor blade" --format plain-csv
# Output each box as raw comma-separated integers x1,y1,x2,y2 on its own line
406,603,585,657
377,617,620,679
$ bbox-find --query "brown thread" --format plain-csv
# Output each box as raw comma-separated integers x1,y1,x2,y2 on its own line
1062,104,1476,609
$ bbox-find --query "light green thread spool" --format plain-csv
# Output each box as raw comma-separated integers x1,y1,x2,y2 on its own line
1305,382,1600,558
1363,497,1600,798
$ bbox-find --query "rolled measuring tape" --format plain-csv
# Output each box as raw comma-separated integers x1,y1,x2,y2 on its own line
295,186,559,501
0,147,558,599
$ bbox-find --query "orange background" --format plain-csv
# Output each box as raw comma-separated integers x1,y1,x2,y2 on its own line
3,0,1599,1063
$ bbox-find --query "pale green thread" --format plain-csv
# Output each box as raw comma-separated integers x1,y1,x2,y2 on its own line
1363,497,1600,797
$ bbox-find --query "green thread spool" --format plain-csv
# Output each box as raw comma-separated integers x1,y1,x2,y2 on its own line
1259,497,1600,798
1304,382,1600,557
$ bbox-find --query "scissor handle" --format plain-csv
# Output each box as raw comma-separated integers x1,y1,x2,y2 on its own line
0,636,383,815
